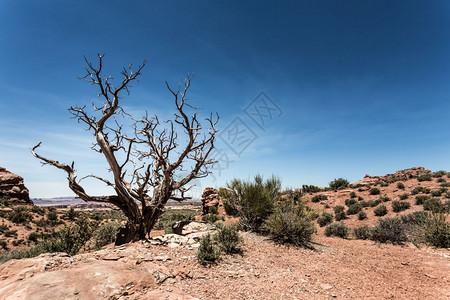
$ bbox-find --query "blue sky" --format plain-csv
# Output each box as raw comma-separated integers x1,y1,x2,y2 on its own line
1,0,450,198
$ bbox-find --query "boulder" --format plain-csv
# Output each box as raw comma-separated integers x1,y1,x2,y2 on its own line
172,221,216,236
0,167,31,204
201,187,220,214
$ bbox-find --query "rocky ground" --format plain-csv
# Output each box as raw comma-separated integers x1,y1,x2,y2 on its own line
0,232,449,299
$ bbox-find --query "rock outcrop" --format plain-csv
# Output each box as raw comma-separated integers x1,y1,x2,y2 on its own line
356,167,431,185
0,167,31,204
201,187,220,214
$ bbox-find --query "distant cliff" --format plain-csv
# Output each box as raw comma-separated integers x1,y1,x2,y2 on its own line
0,167,32,204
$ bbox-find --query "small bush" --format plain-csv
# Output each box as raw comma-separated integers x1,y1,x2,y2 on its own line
411,186,430,195
202,214,221,223
437,178,446,183
223,200,239,216
415,195,430,205
417,173,432,182
371,217,407,244
440,182,450,187
317,213,333,227
197,234,220,265
28,232,39,243
345,199,357,207
350,191,357,198
423,198,444,213
379,196,391,202
31,205,45,215
302,185,321,193
357,211,367,220
374,205,388,216
91,222,121,249
329,178,349,190
392,201,411,213
262,203,315,247
0,240,7,250
433,170,447,178
397,182,405,190
401,211,430,225
325,223,349,238
346,203,362,215
354,225,371,240
4,230,17,238
213,224,243,254
8,207,32,224
333,205,345,214
425,213,450,248
369,188,380,195
431,190,442,197
311,194,327,203
398,193,408,200
335,212,346,221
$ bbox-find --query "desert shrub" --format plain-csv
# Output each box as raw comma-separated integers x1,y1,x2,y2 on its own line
0,240,7,250
4,230,17,238
262,203,315,247
415,195,430,205
223,200,239,216
202,214,222,223
400,211,430,226
379,196,391,202
396,182,405,190
0,224,8,233
417,173,432,182
208,206,218,215
425,213,450,248
222,175,281,232
213,224,243,254
324,223,349,238
354,225,371,240
335,212,346,221
8,207,32,224
398,193,408,200
392,201,411,213
197,234,220,265
46,209,60,226
333,205,345,214
374,205,388,216
302,185,321,193
350,191,357,198
311,194,327,203
91,221,121,249
346,203,362,215
329,178,349,190
371,217,407,244
411,186,430,195
31,205,45,215
437,178,446,183
423,198,444,213
357,211,367,220
440,182,450,187
344,199,357,207
0,197,10,207
433,170,447,178
360,201,372,208
28,232,39,243
317,212,333,227
369,188,380,195
63,208,79,221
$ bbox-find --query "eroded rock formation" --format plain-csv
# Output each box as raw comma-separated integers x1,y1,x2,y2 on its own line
0,167,31,204
201,187,220,215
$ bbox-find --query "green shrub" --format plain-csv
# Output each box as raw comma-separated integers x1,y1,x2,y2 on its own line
31,205,45,215
0,224,8,233
371,217,407,244
329,178,349,190
374,205,388,216
433,170,447,178
92,222,121,249
197,234,220,265
333,205,345,214
223,200,239,216
213,224,243,254
4,230,17,238
431,189,443,197
398,193,408,200
357,211,367,220
425,213,450,248
440,182,450,187
317,212,333,227
354,225,371,240
417,173,432,182
379,196,391,202
335,211,346,221
302,185,321,193
324,223,349,238
202,214,221,223
392,201,411,213
262,203,315,247
311,194,327,203
397,182,405,190
0,197,10,207
423,198,444,213
400,211,430,226
222,175,281,232
350,191,357,198
8,207,32,224
344,199,357,207
28,232,39,243
369,188,380,195
208,206,218,215
346,203,362,215
437,178,446,183
64,208,79,221
415,195,430,205
0,240,7,250
411,186,430,195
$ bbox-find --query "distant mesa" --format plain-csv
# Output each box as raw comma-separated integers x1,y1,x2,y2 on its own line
0,166,32,205
356,167,430,185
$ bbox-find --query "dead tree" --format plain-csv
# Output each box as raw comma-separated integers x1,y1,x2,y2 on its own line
31,54,218,243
